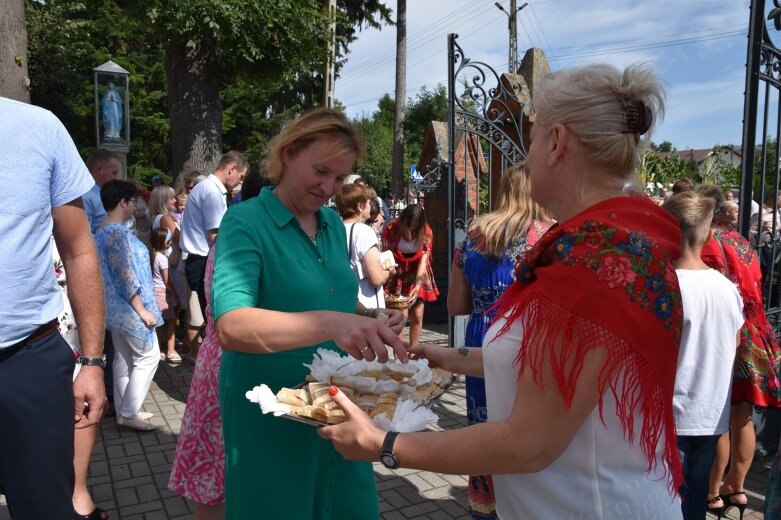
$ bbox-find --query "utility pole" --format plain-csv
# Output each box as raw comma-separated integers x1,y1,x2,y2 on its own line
495,1,528,73
390,0,407,197
323,0,337,108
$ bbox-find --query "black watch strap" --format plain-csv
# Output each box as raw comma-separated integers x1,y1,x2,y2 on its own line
382,430,399,454
380,431,400,469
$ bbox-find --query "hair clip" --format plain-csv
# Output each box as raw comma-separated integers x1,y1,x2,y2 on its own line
623,100,653,135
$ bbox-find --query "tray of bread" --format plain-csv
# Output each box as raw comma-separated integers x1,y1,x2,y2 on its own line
246,348,455,431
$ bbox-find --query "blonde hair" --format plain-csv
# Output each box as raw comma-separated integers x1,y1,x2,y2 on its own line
263,108,366,184
469,162,552,260
661,191,715,249
335,183,369,219
147,186,175,220
536,62,666,179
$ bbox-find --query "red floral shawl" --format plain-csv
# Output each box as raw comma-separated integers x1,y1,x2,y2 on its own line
493,196,684,491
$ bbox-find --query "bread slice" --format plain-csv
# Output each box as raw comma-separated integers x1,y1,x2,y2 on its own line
326,409,347,424
276,387,308,407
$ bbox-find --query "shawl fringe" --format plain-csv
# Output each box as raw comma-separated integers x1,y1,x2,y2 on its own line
494,285,683,494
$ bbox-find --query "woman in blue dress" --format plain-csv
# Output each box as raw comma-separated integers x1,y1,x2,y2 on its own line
448,162,552,519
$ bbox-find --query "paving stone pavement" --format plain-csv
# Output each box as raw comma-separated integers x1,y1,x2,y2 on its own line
0,323,774,519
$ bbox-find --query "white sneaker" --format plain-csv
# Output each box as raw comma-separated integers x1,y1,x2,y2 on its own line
117,415,155,431
137,411,154,420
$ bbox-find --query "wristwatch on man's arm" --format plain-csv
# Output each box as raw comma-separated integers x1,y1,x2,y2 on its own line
78,354,107,368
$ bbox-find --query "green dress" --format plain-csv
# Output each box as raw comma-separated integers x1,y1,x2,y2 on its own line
213,187,379,519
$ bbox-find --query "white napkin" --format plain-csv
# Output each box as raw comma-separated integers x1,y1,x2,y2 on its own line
245,385,438,432
245,384,290,416
304,348,433,395
373,398,439,432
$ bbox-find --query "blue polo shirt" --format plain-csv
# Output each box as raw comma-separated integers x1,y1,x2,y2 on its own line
0,97,94,347
83,183,106,235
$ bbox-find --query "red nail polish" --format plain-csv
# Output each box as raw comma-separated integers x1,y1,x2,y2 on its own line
329,386,338,397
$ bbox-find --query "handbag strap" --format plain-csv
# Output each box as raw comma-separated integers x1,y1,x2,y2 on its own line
348,224,354,259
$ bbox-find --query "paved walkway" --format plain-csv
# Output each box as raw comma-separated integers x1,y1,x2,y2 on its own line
0,324,775,519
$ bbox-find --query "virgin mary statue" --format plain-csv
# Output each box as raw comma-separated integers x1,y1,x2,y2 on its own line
102,82,123,142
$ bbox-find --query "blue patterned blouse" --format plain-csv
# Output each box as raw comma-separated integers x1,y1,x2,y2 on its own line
95,223,162,343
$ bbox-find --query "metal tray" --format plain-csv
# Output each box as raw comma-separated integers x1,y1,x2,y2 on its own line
278,373,457,428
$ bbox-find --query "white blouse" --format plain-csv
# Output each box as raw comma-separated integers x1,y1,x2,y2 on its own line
482,315,682,520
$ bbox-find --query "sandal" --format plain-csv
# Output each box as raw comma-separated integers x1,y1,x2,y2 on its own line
721,491,748,520
73,506,108,519
166,352,182,363
707,495,724,518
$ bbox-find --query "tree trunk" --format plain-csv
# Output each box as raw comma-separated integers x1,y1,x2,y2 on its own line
390,0,406,198
165,40,222,181
0,0,30,103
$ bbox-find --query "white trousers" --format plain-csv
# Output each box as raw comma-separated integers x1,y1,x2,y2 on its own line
111,330,160,418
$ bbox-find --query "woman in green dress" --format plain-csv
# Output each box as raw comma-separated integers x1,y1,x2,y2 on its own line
212,108,408,519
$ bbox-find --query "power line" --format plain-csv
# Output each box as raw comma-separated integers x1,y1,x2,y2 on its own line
527,2,560,68
338,1,492,82
341,26,745,111
339,9,507,99
552,30,745,61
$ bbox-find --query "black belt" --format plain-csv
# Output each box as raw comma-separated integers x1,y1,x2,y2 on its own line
7,320,59,350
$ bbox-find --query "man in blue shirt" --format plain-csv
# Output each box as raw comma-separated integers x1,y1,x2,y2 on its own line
0,97,106,518
83,148,121,234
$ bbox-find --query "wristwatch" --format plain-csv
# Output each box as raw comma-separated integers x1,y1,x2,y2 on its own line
380,431,400,469
78,355,107,368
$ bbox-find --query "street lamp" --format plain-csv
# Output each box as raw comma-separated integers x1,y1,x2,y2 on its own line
495,1,529,73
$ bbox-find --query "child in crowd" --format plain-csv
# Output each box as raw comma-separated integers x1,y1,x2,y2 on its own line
662,192,745,520
172,190,187,225
150,227,181,362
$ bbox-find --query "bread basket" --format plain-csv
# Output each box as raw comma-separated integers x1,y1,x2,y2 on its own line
384,295,411,310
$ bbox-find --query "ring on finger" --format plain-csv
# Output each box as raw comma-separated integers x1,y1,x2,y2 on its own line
360,346,371,353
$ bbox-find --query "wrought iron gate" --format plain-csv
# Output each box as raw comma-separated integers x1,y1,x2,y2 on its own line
741,0,781,324
439,33,529,345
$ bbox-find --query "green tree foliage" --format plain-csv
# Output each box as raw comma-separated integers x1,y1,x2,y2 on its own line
25,0,393,185
636,145,740,195
353,113,393,191
351,87,445,196
143,0,394,178
404,84,447,165
26,0,170,184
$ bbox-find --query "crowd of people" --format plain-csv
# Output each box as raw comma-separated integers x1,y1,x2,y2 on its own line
5,59,781,520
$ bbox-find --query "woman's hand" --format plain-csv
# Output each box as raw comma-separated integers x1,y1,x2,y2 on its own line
333,313,409,363
318,387,385,462
407,344,451,370
408,283,421,304
376,308,405,334
138,308,157,328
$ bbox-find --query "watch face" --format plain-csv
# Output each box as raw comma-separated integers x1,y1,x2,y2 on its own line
381,453,398,469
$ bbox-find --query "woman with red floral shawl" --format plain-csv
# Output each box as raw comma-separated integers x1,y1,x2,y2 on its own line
320,63,684,519
382,204,439,345
699,186,781,516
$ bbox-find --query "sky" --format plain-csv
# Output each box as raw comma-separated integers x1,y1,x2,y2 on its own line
335,0,754,151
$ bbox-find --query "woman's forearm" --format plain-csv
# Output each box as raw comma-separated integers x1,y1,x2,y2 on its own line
217,308,342,353
394,421,552,475
415,252,428,281
129,293,147,315
448,346,485,377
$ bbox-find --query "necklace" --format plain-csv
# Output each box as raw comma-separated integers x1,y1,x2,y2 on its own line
308,233,317,247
